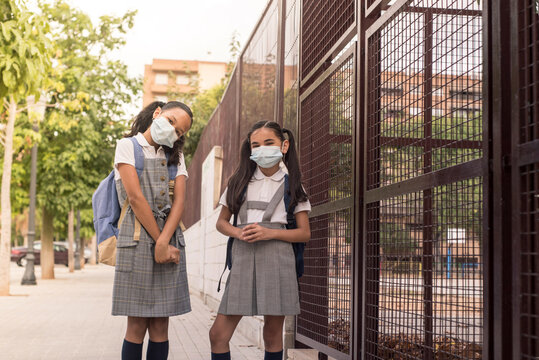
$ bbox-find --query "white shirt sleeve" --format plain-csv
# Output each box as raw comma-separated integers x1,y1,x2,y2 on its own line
176,152,188,179
293,185,311,214
294,198,311,214
113,138,136,180
114,138,135,167
219,188,228,208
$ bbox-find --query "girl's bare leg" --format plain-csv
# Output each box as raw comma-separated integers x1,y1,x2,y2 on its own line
209,314,243,353
125,316,150,343
148,317,169,342
263,315,286,352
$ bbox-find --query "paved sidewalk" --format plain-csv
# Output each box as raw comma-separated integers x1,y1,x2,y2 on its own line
0,263,263,360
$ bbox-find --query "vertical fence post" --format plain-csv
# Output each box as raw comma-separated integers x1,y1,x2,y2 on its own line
422,10,434,360
488,0,515,359
275,0,286,126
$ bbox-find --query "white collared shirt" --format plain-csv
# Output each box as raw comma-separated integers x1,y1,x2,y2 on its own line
219,162,311,225
113,132,188,181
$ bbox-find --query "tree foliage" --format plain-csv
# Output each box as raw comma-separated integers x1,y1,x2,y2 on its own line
34,0,140,238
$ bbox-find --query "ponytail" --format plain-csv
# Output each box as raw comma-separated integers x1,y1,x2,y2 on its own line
282,128,308,211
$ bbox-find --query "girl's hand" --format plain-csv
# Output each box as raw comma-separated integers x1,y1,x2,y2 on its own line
154,242,180,264
241,223,273,243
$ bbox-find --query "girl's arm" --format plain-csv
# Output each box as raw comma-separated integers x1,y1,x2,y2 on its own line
154,175,186,263
157,175,186,242
241,211,311,243
216,205,246,241
118,163,161,241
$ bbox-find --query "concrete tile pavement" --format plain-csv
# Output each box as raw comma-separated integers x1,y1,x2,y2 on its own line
0,263,263,360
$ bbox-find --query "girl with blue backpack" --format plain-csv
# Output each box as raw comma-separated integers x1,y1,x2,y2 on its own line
113,101,192,360
209,121,311,360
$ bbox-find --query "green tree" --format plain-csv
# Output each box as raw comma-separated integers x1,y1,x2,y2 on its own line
34,0,140,278
0,0,52,295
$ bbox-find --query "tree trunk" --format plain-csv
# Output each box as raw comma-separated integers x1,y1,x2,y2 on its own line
0,97,17,296
68,208,74,273
40,207,55,279
79,238,85,269
89,234,97,265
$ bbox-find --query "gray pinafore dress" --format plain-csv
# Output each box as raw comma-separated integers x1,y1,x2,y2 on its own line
112,156,191,317
218,182,300,316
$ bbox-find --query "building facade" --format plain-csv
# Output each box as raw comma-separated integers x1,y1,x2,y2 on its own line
143,59,228,106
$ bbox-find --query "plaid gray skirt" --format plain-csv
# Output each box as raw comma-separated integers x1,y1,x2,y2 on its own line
218,222,300,316
111,157,191,317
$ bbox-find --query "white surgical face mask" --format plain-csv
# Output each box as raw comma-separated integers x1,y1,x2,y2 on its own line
150,117,178,148
250,145,283,168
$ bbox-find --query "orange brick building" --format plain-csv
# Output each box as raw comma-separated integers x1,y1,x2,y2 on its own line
143,59,228,106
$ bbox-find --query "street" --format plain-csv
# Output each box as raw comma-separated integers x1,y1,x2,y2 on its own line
0,263,262,360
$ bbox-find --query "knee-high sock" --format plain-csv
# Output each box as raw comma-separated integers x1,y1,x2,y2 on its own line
146,339,169,360
121,339,143,360
264,349,283,360
211,351,231,360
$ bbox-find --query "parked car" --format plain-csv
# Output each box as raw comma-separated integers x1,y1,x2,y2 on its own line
11,241,90,267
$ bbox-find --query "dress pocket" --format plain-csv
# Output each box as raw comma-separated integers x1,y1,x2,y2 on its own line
116,240,137,272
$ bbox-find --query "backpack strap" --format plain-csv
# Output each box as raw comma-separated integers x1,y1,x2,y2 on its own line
285,174,306,278
127,137,145,241
128,137,144,177
217,185,247,292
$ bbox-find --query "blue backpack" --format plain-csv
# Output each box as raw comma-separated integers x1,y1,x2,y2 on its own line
92,137,177,265
217,174,306,291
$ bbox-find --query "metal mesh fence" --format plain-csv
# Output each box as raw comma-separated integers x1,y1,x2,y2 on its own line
283,0,300,134
218,71,238,195
520,163,539,359
366,179,483,359
301,0,355,80
364,0,483,358
366,2,483,191
517,0,539,357
297,53,354,357
183,69,239,228
241,0,279,137
518,0,539,144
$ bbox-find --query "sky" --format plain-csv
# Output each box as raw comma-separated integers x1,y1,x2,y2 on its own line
44,0,269,116
65,0,268,77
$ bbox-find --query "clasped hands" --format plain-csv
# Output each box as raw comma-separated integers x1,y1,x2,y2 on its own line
237,223,274,243
154,239,180,264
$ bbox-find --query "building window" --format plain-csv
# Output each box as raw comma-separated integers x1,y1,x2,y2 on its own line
381,87,403,96
432,108,444,117
410,85,422,95
155,73,168,85
409,107,421,116
383,108,404,119
155,95,168,103
449,89,481,101
433,87,444,97
176,74,190,85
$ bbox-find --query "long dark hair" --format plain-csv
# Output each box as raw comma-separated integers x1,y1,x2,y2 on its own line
226,120,307,214
126,101,193,166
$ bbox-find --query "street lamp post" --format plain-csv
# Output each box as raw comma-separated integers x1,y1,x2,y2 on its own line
21,95,46,285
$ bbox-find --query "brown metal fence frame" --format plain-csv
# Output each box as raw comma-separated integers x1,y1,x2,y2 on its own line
182,0,539,358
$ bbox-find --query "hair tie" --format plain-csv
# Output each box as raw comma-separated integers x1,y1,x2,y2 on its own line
282,128,290,140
